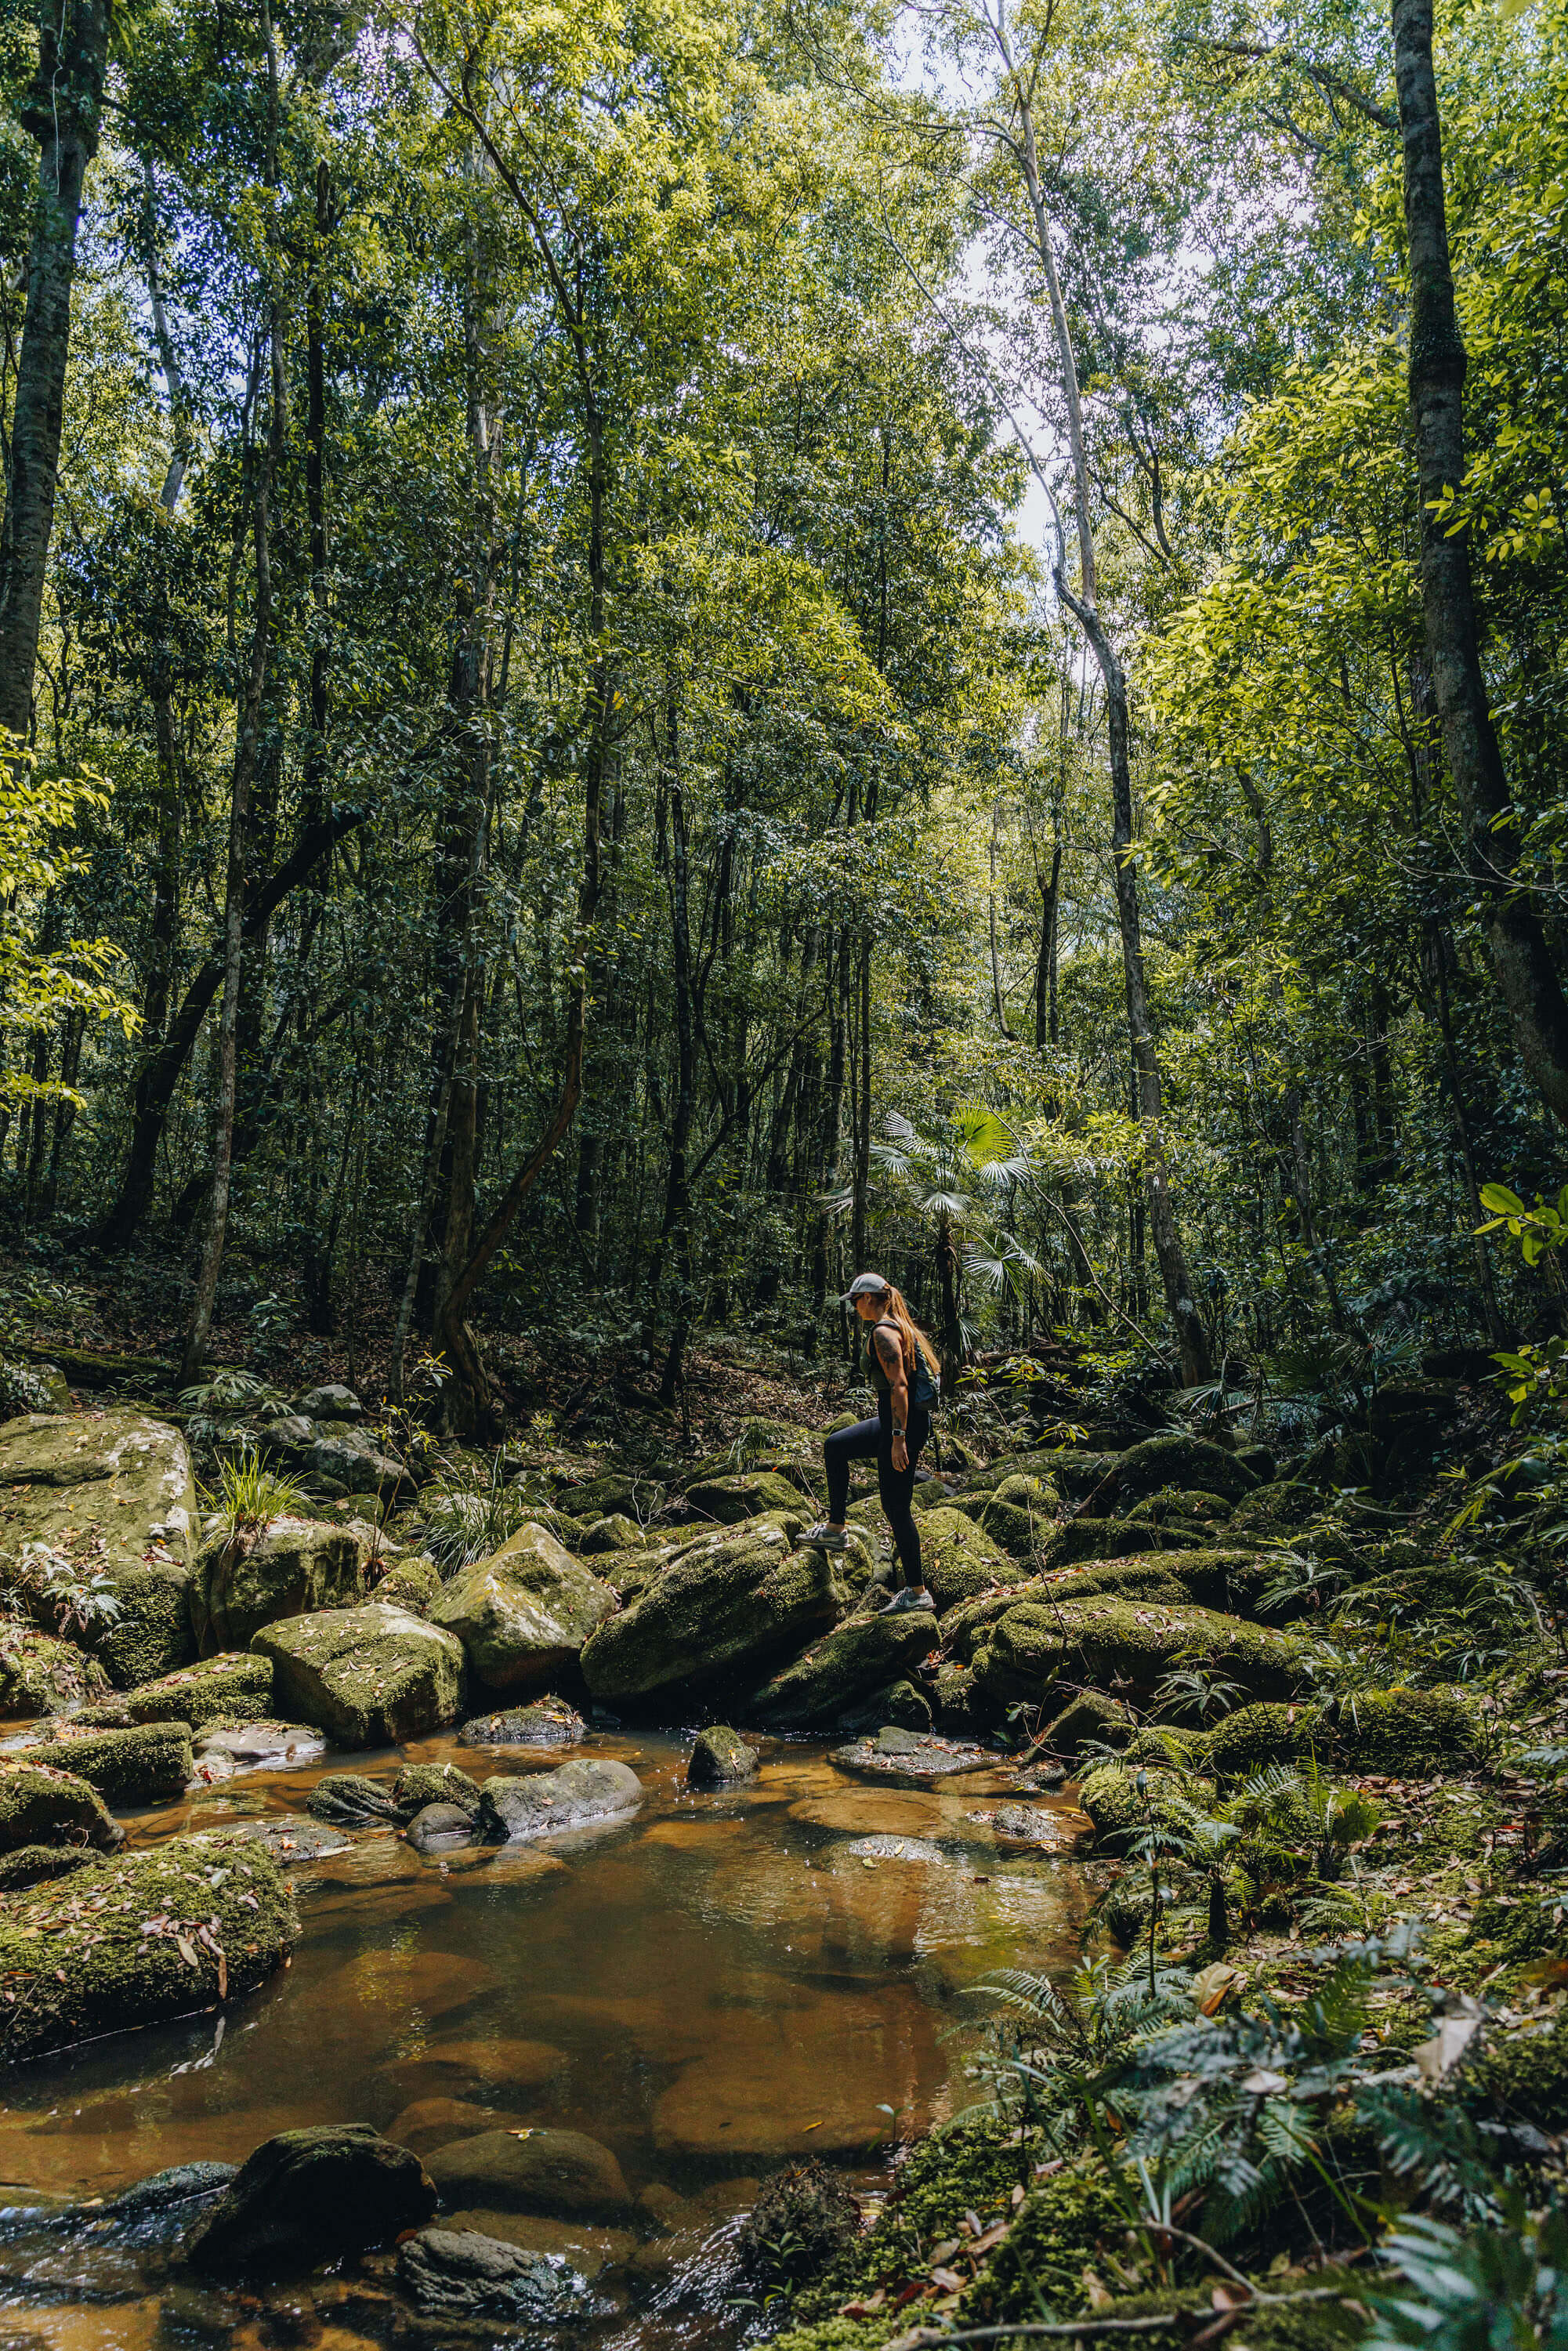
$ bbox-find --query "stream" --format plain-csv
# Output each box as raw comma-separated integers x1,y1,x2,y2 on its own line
0,1731,1092,2349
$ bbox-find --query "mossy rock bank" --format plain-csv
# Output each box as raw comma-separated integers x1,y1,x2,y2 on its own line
0,1828,297,2064
749,1607,940,1730
0,1625,111,1719
0,1757,121,1852
77,1650,273,1734
253,1603,465,1746
972,1595,1316,1710
685,1469,806,1523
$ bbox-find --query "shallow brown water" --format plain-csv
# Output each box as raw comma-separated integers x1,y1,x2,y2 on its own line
0,1730,1091,2347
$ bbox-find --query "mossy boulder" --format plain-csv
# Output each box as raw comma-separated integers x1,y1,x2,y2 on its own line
686,1470,806,1524
429,1524,617,1694
186,2123,436,2275
1040,1519,1174,1570
1204,1701,1317,1780
580,1520,847,1708
458,1696,584,1748
78,1650,273,1734
0,1843,106,1893
1330,1686,1478,1776
556,1473,655,1522
1077,1759,1199,1855
931,1660,979,1730
20,1719,194,1803
372,1555,442,1613
967,1450,1115,1500
191,1516,375,1654
0,1624,111,1718
749,1607,940,1731
1041,1549,1268,1616
578,1513,647,1553
1124,1487,1236,1531
952,1474,1060,1560
305,1772,402,1826
918,1508,1025,1612
1089,1433,1262,1512
687,1726,760,1786
974,1596,1316,1711
253,1603,465,1746
393,1760,481,1819
0,1411,197,1689
0,1758,121,1852
0,1828,297,2064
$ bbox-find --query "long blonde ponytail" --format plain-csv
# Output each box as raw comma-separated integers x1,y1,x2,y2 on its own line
876,1283,940,1382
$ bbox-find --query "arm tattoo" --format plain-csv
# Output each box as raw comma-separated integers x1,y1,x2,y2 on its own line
875,1325,904,1379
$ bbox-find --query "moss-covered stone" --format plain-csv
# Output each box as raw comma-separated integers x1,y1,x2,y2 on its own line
749,1608,940,1731
1468,2005,1568,2132
686,1470,807,1523
0,1757,121,1851
964,2158,1136,2323
479,1759,643,1842
975,1595,1316,1711
0,1411,197,1689
186,2123,436,2273
192,1516,374,1654
1077,1759,1201,1854
305,1771,402,1825
1123,1487,1235,1530
1093,1433,1262,1509
0,1843,106,1892
20,1719,194,1803
0,1624,110,1718
1228,1480,1322,1538
1040,1519,1174,1570
1204,1701,1318,1780
931,1660,978,1730
918,1508,1025,1612
393,1760,481,1818
429,1524,616,1693
579,1512,647,1553
371,1554,443,1613
1038,1689,1134,1756
1036,1556,1220,1607
967,1450,1115,1500
458,1696,584,1748
951,1474,1060,1559
253,1603,465,1746
78,1650,273,1733
1329,1686,1478,1776
557,1472,658,1522
687,1726,759,1785
580,1522,847,1708
0,1828,296,2063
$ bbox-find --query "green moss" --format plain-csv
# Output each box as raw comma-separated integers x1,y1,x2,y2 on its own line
1037,1552,1238,1608
0,1758,120,1852
0,1829,298,2065
0,1625,110,1717
96,1564,197,1690
253,1602,466,1744
370,1556,442,1612
1105,1434,1262,1506
1124,1487,1236,1529
78,1651,273,1734
1205,1702,1319,1781
964,2161,1130,2320
685,1470,804,1523
1040,1519,1173,1570
750,1608,941,1730
976,1596,1315,1710
0,1844,107,1892
786,2119,1024,2327
1331,1687,1477,1776
393,1760,481,1818
1228,1480,1322,1538
580,1523,844,1707
918,1509,1025,1610
951,1476,1060,1560
1077,1760,1200,1854
429,1524,617,1691
1040,1690,1134,1755
20,1720,194,1803
1468,2005,1568,2131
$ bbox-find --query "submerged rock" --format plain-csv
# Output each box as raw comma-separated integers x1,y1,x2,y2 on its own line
17,1719,193,1803
398,2224,593,2321
458,1696,585,1748
429,1525,617,1694
406,1801,475,1850
478,1758,643,1842
829,1730,991,1780
78,1649,274,1733
0,1757,121,1852
192,1517,372,1654
190,1719,325,1776
0,1625,112,1719
0,1411,197,1689
305,1772,403,1827
749,1608,939,1731
184,2123,436,2275
0,1828,297,2064
686,1725,759,1786
422,2126,632,2219
253,1603,465,1745
580,1518,844,1708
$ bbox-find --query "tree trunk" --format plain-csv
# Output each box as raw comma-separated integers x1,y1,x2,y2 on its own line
0,0,108,744
1392,0,1568,1125
179,340,278,1389
1034,841,1062,1051
657,704,697,1405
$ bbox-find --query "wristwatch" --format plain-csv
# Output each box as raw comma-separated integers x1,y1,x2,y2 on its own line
893,1424,907,1437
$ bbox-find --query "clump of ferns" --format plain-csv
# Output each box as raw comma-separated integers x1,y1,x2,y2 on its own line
1222,1759,1382,1891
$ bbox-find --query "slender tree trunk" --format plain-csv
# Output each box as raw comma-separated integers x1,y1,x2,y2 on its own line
989,799,1012,1037
1034,841,1062,1051
0,0,108,744
658,705,697,1406
1392,0,1568,1125
179,347,278,1389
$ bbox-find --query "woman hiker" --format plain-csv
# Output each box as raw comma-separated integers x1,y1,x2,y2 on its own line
806,1273,941,1614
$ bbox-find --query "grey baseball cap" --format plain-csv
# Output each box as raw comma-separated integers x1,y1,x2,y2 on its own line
843,1271,890,1302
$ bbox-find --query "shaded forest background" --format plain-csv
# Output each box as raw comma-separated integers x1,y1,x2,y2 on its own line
1,0,1565,1437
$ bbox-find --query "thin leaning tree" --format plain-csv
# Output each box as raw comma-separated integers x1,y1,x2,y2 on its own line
882,0,1215,1382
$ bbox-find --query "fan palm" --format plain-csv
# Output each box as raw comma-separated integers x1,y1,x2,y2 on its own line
867,1105,1042,1390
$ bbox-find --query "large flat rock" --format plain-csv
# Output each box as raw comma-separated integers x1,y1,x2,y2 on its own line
252,1603,465,1745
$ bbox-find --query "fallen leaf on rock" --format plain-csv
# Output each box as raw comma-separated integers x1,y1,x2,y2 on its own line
176,1936,198,1968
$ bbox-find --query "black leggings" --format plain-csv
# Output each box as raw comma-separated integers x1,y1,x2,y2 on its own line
824,1395,931,1586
